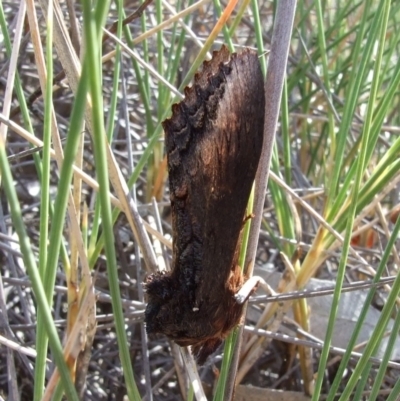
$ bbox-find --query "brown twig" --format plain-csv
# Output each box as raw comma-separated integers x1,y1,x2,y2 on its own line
224,0,298,399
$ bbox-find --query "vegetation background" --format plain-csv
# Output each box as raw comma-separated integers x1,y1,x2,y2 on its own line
0,0,399,400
